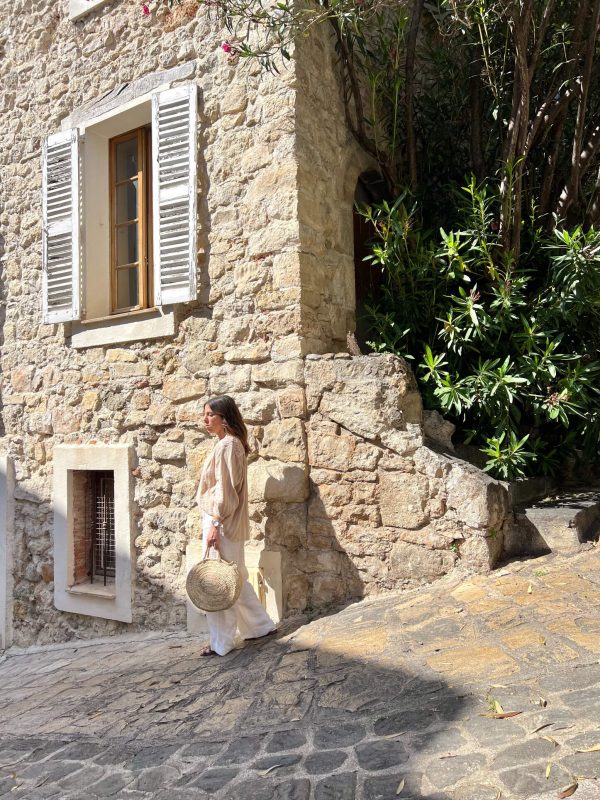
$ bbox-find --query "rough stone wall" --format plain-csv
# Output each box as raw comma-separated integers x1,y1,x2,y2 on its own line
0,0,510,646
249,353,510,614
0,0,305,645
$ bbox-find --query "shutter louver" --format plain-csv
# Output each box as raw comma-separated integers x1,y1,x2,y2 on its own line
152,84,198,305
42,129,81,323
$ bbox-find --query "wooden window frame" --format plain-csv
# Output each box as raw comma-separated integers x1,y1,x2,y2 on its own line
109,127,153,314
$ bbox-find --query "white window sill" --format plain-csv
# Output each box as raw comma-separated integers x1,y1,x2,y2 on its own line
69,0,113,21
69,307,176,349
67,583,116,600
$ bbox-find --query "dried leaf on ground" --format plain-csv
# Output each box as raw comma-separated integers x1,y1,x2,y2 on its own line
527,584,533,594
530,722,555,734
481,711,523,719
493,700,505,714
542,735,560,747
261,764,285,775
575,744,600,753
396,777,405,795
557,782,578,798
546,762,552,779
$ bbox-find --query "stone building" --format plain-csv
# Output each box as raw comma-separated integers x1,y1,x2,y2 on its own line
0,0,509,649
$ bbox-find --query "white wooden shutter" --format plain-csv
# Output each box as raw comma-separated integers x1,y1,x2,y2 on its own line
152,84,198,305
42,129,81,323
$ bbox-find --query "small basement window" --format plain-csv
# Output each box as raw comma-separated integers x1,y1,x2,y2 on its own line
54,443,134,622
71,471,116,588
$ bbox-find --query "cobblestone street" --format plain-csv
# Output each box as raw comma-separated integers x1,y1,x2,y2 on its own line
1,547,599,800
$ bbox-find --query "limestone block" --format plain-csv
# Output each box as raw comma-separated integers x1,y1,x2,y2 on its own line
380,426,423,457
175,400,205,426
51,408,82,435
248,460,309,503
311,573,347,606
261,418,306,463
81,391,99,412
277,386,306,419
224,342,270,363
423,410,455,451
351,443,381,471
445,461,509,530
106,348,137,362
389,541,457,581
209,364,252,394
379,472,430,529
181,343,214,377
308,430,355,471
163,377,207,403
271,335,305,361
236,390,278,424
27,413,53,435
285,573,310,612
264,503,307,549
145,402,176,427
11,366,34,392
459,532,500,571
153,439,185,462
109,362,149,379
252,359,305,388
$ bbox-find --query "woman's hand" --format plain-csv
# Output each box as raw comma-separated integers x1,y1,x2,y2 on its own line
207,521,220,549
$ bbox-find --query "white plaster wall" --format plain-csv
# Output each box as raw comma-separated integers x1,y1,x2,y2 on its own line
0,455,15,650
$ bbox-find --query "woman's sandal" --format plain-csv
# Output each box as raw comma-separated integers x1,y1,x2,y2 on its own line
200,645,216,657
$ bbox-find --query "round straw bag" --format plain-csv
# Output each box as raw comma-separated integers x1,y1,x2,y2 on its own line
186,550,243,612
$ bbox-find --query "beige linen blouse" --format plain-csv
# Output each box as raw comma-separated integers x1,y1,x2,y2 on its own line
196,435,249,541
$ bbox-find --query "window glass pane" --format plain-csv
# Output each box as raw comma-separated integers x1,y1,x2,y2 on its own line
116,267,139,309
115,137,138,182
116,223,138,266
116,180,138,224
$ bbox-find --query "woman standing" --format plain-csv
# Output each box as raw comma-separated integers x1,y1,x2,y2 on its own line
196,395,276,656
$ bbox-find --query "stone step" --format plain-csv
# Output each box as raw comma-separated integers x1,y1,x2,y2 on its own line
510,489,600,555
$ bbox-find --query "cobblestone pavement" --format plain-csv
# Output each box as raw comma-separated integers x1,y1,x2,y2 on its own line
1,547,600,800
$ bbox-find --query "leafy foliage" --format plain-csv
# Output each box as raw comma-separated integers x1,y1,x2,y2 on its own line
361,186,600,478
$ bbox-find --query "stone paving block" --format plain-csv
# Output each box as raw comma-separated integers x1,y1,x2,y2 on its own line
125,745,180,770
424,752,486,789
87,771,134,797
56,740,107,761
132,764,181,792
305,749,348,774
410,726,468,756
373,706,438,736
313,721,366,749
226,777,311,800
492,737,557,770
252,753,303,772
266,729,307,752
58,764,105,790
355,739,410,771
314,771,357,800
215,734,263,764
184,766,239,793
499,762,572,797
452,782,504,800
178,740,226,758
362,771,422,800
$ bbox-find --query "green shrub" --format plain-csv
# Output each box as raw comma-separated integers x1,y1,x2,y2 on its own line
362,181,600,479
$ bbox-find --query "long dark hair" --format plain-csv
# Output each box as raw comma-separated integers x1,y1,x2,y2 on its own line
206,395,249,454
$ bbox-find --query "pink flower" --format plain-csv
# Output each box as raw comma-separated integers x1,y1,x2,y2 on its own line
221,41,233,53
142,3,150,15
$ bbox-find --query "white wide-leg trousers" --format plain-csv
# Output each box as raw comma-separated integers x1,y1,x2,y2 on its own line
201,513,275,656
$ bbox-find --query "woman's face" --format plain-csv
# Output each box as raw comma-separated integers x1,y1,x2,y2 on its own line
203,404,226,437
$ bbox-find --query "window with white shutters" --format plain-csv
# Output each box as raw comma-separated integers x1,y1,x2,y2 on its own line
152,84,198,306
41,81,198,328
42,130,81,323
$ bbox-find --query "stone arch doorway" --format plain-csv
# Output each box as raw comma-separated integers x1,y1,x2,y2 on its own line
353,170,389,351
